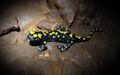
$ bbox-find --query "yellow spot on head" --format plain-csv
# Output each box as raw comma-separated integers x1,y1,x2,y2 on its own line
69,33,73,37
38,34,42,38
83,38,86,40
62,36,65,38
33,34,37,37
30,30,35,34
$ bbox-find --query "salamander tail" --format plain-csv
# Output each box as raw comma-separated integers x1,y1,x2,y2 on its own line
75,28,103,42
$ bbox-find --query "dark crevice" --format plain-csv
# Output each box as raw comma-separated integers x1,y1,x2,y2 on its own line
69,8,80,27
0,16,21,37
0,26,20,37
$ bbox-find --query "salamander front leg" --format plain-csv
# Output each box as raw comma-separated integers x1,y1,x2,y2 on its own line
57,43,73,52
36,44,47,52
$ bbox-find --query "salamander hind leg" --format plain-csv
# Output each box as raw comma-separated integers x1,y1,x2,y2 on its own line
56,25,70,33
36,44,47,52
57,43,72,52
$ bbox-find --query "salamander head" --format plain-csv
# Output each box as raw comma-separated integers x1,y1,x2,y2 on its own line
27,30,43,42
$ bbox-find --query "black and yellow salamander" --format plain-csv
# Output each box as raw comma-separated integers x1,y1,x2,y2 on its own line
27,26,103,52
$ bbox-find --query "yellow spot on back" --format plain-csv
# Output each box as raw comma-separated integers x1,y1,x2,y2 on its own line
33,34,37,37
87,36,91,38
49,31,57,35
52,31,55,34
43,41,47,44
71,41,73,43
52,36,56,38
32,28,37,31
76,35,81,39
57,29,61,32
43,32,47,36
49,33,52,35
90,32,93,34
62,31,67,34
38,34,42,38
62,36,65,38
83,38,86,40
57,30,67,34
30,31,35,34
55,32,58,35
69,33,73,37
57,35,60,38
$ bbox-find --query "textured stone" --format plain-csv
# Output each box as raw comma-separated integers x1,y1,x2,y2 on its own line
47,0,78,25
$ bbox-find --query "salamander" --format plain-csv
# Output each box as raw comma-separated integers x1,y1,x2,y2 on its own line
27,26,103,52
